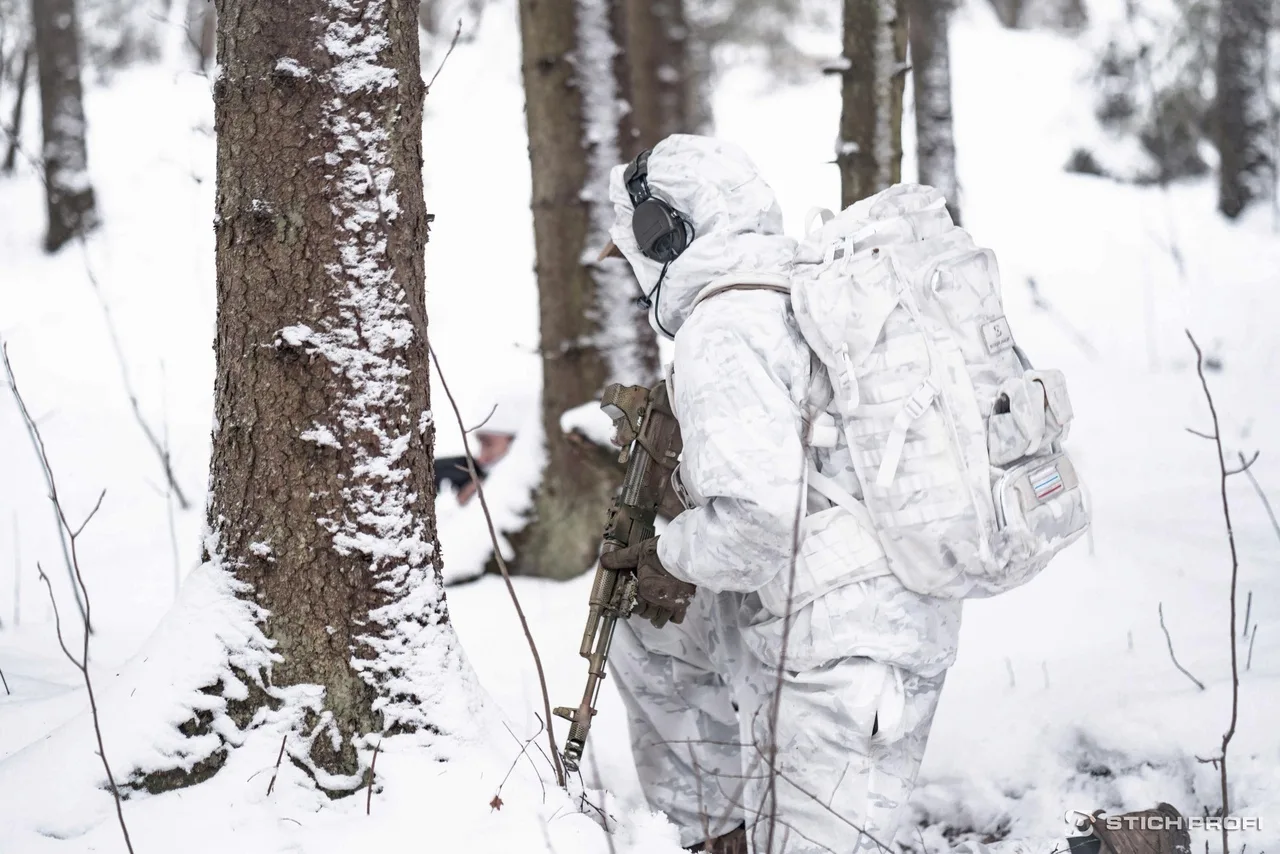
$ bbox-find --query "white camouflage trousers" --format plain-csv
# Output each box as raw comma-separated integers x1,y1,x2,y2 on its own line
610,587,947,854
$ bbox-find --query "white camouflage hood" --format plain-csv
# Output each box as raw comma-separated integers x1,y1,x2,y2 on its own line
607,135,797,338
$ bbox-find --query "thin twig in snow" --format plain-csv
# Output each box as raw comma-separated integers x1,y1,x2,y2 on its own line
428,342,565,788
1247,624,1257,672
1239,451,1280,546
80,243,191,510
366,738,382,815
3,342,86,625
1158,602,1205,691
267,734,287,796
494,715,548,809
501,717,548,804
1243,591,1253,640
161,361,182,596
5,345,132,851
589,749,617,845
1187,330,1244,854
0,129,189,509
1005,658,1016,689
11,510,19,627
0,667,9,695
1025,277,1100,360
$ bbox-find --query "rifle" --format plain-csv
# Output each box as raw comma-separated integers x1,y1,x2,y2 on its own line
553,380,683,773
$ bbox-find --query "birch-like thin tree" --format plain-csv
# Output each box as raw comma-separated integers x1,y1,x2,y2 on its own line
906,0,960,223
145,0,454,791
839,0,907,208
31,0,96,251
1216,0,1272,218
516,0,649,579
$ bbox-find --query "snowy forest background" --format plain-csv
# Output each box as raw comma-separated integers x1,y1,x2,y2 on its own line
1,0,1280,851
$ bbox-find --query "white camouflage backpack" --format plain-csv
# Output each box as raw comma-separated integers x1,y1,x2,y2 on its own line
787,183,1089,599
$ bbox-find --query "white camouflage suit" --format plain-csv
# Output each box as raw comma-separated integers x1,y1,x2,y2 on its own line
603,135,965,854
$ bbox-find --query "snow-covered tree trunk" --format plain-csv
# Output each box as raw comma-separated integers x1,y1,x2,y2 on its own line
186,0,451,789
31,0,96,252
906,0,960,224
1216,0,1273,218
839,0,907,209
515,0,645,579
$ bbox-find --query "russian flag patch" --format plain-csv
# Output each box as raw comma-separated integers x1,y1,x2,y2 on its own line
1031,465,1064,500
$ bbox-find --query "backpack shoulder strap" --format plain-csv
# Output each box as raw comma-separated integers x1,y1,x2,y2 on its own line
691,273,791,310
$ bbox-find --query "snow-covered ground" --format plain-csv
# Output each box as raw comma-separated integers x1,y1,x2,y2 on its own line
2,0,1279,851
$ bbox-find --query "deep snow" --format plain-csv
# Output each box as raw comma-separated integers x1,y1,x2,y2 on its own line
1,0,1279,851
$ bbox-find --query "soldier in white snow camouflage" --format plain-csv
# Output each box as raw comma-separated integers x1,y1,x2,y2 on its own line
596,135,961,854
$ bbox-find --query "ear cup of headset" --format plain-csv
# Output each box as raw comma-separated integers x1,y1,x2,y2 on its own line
631,198,690,264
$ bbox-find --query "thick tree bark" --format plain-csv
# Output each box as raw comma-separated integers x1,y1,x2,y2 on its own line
3,42,31,174
1216,0,1272,219
839,0,907,209
31,0,96,252
203,0,444,786
609,0,664,384
516,0,643,579
906,0,960,224
621,0,691,153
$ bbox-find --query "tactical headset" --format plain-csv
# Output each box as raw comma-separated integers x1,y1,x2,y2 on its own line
624,149,695,265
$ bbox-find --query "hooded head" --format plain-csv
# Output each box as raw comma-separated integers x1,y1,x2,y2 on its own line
605,135,796,339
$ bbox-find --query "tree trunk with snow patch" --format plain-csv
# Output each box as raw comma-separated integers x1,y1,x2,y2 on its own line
838,0,907,209
906,0,960,224
174,0,449,791
621,0,693,153
31,0,96,252
515,0,645,580
1216,0,1273,219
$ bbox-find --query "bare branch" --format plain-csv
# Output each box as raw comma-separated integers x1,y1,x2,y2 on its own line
1158,602,1206,691
589,749,618,852
1186,329,1243,854
6,342,132,851
1186,427,1218,441
2,341,86,624
267,734,287,796
464,403,500,435
425,19,463,92
495,715,547,806
71,489,107,538
365,739,382,815
1224,450,1260,476
1024,277,1100,360
1238,453,1280,551
79,243,192,509
0,667,9,695
1246,624,1257,672
428,342,565,788
502,717,549,804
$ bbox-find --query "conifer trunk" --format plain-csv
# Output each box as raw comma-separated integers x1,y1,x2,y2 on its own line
516,0,644,579
1216,0,1272,218
839,0,907,208
31,0,96,251
906,0,960,223
203,0,445,787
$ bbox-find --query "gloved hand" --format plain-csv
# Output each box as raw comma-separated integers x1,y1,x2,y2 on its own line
598,537,697,627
